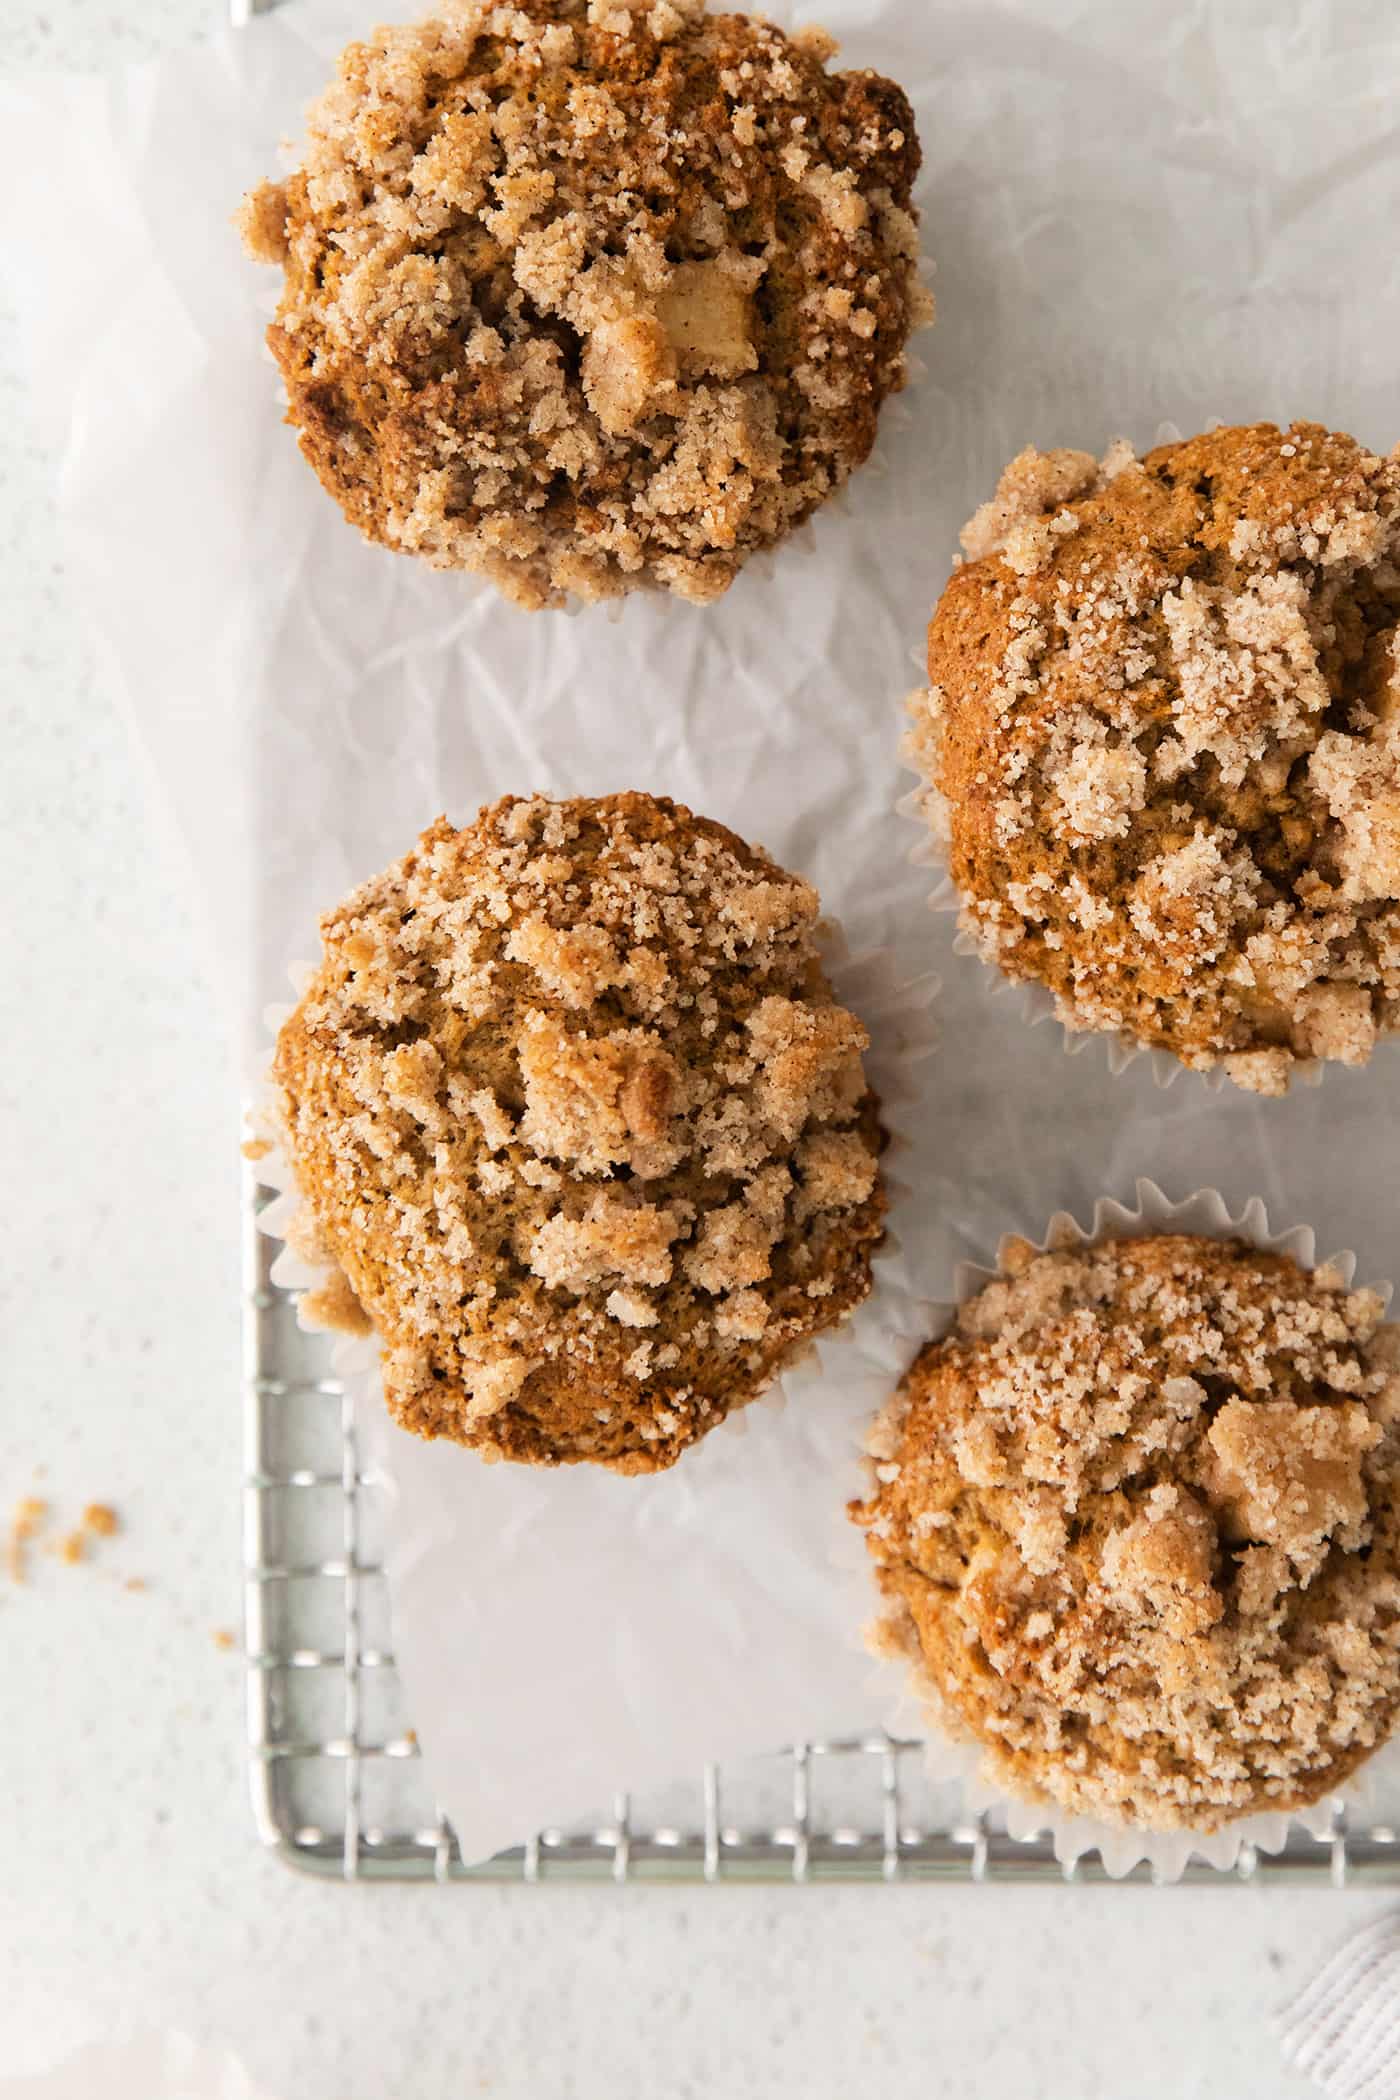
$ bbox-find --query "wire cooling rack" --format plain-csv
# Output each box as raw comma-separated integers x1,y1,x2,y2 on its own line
243,1175,1400,1885
232,0,1400,1885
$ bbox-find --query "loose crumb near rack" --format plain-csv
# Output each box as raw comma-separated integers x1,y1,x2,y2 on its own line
6,1497,49,1583
7,1495,123,1583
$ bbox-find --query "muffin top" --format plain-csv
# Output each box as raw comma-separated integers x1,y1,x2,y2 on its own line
852,1232,1400,1830
239,0,928,610
272,793,886,1471
912,421,1400,1092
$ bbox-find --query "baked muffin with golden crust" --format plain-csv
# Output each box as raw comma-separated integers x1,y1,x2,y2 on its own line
852,1233,1400,1831
272,793,887,1472
237,0,929,610
910,422,1400,1092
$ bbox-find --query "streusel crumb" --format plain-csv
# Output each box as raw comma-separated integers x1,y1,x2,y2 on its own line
238,0,929,610
273,793,886,1472
911,422,1400,1088
852,1234,1400,1830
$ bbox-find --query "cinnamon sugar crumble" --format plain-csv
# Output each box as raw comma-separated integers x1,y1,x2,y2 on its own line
272,792,886,1473
852,1235,1400,1830
913,422,1400,1088
238,0,928,611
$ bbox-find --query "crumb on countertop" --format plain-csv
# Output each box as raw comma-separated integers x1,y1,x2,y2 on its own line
7,1497,50,1584
7,1496,123,1583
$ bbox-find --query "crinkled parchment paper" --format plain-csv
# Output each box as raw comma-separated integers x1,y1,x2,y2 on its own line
6,0,1400,1860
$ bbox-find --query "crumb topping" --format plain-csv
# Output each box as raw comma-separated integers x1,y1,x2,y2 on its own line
913,422,1400,1088
852,1234,1400,1829
238,0,929,610
273,792,885,1471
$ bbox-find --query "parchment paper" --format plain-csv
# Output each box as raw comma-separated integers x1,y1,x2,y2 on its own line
7,0,1400,1862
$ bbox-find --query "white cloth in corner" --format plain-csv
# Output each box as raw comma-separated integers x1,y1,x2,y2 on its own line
0,2032,279,2100
1279,1911,1400,2099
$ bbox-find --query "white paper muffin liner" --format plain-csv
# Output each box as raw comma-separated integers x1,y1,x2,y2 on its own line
845,1176,1400,1882
249,923,942,1459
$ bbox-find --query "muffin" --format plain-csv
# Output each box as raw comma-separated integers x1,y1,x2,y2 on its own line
910,421,1400,1092
851,1232,1400,1831
271,793,887,1472
237,0,930,611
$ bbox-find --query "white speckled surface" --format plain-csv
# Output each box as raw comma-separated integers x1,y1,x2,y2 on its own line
0,3,1395,2095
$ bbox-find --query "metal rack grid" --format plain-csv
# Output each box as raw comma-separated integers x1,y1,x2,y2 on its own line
242,1177,1400,1886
